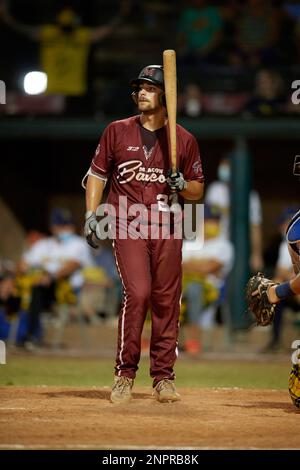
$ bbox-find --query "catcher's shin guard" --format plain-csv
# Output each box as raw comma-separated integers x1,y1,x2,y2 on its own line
288,363,300,409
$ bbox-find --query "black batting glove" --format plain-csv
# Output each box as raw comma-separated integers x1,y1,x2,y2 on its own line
166,170,188,193
84,211,100,249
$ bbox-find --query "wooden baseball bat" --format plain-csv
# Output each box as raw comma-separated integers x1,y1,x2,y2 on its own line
163,49,181,213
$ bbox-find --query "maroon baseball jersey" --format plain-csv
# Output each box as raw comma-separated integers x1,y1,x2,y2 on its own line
89,115,204,217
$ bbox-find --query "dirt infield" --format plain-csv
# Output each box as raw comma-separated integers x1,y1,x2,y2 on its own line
0,386,299,449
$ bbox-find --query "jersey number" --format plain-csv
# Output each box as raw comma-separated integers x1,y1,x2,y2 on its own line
157,194,172,212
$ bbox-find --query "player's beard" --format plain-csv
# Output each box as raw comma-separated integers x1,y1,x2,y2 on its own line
138,100,161,114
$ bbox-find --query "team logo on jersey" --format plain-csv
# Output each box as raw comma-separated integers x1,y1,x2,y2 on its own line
192,157,202,175
117,160,166,184
142,145,154,161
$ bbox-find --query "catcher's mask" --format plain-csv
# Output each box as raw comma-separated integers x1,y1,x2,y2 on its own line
130,65,166,106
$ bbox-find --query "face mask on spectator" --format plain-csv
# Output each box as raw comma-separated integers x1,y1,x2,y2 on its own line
57,231,73,242
185,98,202,118
218,164,230,183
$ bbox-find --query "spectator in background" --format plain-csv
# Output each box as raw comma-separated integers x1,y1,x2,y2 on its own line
0,259,19,321
0,2,130,104
181,204,234,354
177,0,224,64
261,207,300,353
25,230,46,248
178,83,203,118
233,0,281,67
243,68,287,117
205,156,264,272
18,207,93,349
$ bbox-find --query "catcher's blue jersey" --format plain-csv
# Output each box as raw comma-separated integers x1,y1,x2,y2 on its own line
286,210,300,274
286,209,300,248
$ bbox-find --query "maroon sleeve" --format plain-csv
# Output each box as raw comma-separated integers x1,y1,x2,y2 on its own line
181,135,204,183
90,123,115,178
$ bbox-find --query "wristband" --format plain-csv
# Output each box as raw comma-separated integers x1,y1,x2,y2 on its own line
275,281,294,300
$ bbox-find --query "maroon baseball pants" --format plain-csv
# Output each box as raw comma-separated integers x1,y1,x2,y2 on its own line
112,226,182,386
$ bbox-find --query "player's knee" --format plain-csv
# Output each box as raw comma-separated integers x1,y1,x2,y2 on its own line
131,284,151,306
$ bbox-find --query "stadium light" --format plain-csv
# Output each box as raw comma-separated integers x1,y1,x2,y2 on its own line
23,71,48,95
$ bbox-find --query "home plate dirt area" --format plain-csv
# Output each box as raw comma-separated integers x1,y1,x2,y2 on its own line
0,386,299,449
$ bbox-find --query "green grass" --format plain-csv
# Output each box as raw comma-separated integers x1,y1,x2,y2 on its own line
0,355,291,389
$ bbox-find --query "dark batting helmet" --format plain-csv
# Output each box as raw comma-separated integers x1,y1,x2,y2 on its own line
130,65,164,90
130,65,165,105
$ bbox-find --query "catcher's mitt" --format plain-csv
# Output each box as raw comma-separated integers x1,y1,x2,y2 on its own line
289,363,300,409
245,272,278,326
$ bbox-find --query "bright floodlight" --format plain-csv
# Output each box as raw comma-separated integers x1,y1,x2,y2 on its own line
23,71,47,95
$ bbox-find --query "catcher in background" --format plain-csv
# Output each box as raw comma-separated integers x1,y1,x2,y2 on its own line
246,156,300,410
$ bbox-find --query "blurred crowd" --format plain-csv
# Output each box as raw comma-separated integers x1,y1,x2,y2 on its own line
177,0,300,68
0,207,122,350
0,0,299,117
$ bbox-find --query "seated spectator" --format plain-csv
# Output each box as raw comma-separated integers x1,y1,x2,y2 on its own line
234,0,281,67
243,68,287,117
205,156,264,272
177,0,224,65
0,260,20,321
181,204,234,354
25,230,46,248
18,207,93,349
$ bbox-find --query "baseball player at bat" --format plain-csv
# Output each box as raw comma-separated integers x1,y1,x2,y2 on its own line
83,63,204,404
